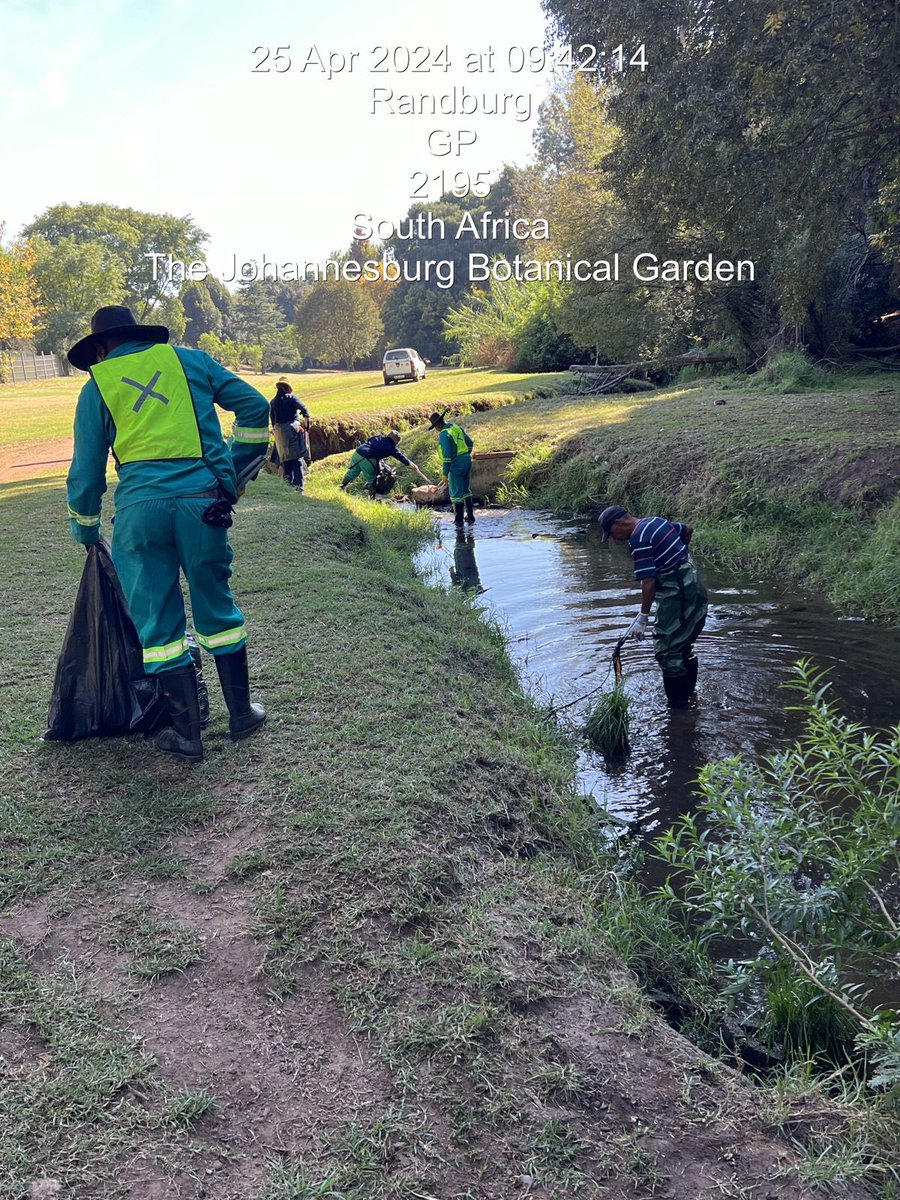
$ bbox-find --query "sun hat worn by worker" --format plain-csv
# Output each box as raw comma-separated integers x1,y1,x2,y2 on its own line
276,377,292,390
599,505,628,541
67,305,169,372
428,411,447,429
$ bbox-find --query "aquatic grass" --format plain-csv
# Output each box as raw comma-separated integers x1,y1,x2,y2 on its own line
655,661,900,1071
583,683,631,759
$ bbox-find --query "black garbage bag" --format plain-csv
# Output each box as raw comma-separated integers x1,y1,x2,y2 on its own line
373,460,398,496
45,542,166,741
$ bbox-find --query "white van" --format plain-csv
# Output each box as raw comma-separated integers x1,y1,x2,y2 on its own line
383,347,426,385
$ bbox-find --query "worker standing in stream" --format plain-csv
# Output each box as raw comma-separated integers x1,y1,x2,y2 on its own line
66,305,271,762
339,429,431,498
428,411,475,527
600,505,708,709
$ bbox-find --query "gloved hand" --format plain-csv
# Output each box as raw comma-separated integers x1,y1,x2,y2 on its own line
625,612,650,640
70,520,101,547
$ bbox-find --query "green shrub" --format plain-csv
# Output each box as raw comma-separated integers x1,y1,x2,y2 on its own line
656,661,900,1069
749,350,831,392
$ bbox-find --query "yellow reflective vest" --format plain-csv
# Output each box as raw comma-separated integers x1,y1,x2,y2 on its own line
90,343,202,464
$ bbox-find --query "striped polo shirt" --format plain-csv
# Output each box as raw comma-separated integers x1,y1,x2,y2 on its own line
628,516,689,580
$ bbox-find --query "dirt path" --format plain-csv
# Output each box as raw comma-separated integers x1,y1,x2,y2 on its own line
2,812,869,1200
0,436,73,484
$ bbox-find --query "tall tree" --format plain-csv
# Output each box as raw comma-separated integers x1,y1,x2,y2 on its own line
381,170,522,360
31,234,125,360
181,278,231,346
230,281,286,345
0,231,39,349
24,203,207,323
541,0,900,351
294,279,383,368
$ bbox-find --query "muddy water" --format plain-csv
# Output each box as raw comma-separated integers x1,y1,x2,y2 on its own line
415,509,900,835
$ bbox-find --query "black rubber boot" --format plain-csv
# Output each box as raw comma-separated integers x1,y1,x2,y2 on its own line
154,666,203,762
663,673,691,710
453,502,464,527
215,646,267,741
464,497,475,524
685,654,699,696
187,635,211,729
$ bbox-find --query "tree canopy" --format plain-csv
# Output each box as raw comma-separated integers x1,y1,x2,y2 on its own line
0,232,39,348
295,279,383,368
540,0,900,351
24,202,207,325
30,235,125,359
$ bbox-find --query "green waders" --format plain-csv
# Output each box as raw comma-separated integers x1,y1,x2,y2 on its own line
341,450,378,491
653,559,708,706
446,453,472,503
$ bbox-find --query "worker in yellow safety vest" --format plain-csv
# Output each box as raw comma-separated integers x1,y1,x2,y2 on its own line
428,411,475,527
66,306,271,762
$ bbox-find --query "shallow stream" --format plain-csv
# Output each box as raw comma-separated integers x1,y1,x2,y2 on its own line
415,508,900,835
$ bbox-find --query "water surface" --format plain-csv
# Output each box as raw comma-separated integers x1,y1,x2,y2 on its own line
416,509,900,833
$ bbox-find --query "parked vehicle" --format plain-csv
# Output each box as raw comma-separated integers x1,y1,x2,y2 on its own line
383,347,426,385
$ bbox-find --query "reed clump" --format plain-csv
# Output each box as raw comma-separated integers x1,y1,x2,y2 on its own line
584,683,631,758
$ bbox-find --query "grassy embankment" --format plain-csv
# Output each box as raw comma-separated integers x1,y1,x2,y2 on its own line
398,369,900,622
0,468,878,1198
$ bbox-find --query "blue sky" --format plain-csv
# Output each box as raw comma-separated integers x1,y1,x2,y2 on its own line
1,0,554,272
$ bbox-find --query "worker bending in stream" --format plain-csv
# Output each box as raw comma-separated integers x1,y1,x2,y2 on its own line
428,411,475,527
66,305,270,762
600,505,708,709
340,429,430,498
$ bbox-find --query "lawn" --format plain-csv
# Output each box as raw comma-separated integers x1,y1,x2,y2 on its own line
0,365,567,475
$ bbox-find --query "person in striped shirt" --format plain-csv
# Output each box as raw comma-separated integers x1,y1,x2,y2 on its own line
600,505,708,708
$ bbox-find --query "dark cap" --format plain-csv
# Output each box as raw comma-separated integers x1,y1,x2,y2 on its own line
67,305,169,371
428,411,447,429
599,505,627,541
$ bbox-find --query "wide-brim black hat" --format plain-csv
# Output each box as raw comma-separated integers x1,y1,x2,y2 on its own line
428,410,447,429
67,305,169,371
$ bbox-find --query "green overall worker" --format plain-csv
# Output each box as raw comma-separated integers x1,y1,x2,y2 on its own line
339,430,430,497
428,411,474,526
66,306,270,762
600,505,708,709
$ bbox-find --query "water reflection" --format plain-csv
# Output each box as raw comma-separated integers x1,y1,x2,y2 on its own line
418,509,900,831
448,530,485,596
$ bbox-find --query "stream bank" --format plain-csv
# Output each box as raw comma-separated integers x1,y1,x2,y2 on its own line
305,381,558,459
0,472,881,1198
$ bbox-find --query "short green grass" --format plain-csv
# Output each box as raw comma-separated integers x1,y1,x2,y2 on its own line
0,937,193,1190
0,365,566,465
0,468,617,1194
112,901,203,980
